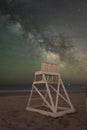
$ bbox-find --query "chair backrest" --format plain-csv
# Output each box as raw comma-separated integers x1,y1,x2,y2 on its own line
41,62,58,73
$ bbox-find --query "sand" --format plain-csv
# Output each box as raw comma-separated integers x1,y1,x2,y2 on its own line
0,93,86,130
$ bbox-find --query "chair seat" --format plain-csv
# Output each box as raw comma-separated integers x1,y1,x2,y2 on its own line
35,71,59,76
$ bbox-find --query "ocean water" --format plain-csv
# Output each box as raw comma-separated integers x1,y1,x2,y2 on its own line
0,83,86,94
0,83,32,91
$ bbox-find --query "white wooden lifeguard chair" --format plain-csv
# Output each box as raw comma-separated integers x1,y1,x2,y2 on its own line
26,62,75,117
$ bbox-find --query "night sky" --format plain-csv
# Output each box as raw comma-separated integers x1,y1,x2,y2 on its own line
0,0,87,85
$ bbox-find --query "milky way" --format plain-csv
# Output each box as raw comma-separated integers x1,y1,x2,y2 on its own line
0,0,87,84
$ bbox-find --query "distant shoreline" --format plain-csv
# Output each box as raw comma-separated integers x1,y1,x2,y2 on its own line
0,84,86,94
0,89,86,97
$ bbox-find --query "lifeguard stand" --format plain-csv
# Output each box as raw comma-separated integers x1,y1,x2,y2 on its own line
26,62,75,117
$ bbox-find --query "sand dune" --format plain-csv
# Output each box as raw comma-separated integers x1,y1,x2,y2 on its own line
0,93,86,130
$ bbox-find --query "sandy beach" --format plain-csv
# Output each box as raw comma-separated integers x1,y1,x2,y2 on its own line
0,93,86,130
